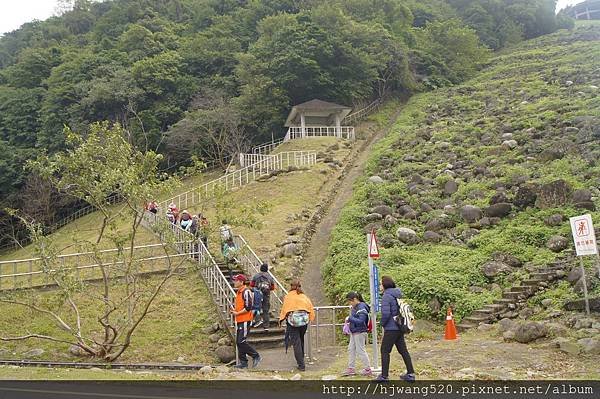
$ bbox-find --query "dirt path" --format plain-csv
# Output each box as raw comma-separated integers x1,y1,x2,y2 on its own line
301,110,402,306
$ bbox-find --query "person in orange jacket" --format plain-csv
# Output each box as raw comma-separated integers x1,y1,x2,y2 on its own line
279,279,315,371
230,274,261,369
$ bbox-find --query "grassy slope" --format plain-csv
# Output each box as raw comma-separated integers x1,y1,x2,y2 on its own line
324,22,600,322
0,103,396,369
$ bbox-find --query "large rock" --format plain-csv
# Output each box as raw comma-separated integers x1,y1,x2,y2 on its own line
502,140,518,149
364,213,383,222
481,261,512,278
559,341,581,355
22,349,45,358
282,243,300,257
215,346,236,363
209,333,221,343
396,228,419,244
217,337,231,346
369,176,384,184
536,180,572,209
372,205,393,217
484,203,512,218
514,185,537,209
578,338,600,354
423,231,442,243
572,189,592,203
489,192,509,205
460,205,483,223
492,252,522,267
546,236,569,252
544,214,564,227
513,322,547,343
575,201,596,211
425,216,454,232
443,180,458,195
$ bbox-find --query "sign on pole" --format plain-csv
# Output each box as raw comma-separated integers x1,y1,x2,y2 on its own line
372,263,380,312
569,214,597,315
369,229,380,259
570,214,598,256
367,232,380,372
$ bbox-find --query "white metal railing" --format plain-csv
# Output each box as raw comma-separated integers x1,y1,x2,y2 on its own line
284,126,356,141
306,305,350,360
238,153,272,168
233,235,288,323
0,242,193,291
251,139,285,156
343,99,382,125
141,210,238,328
159,151,317,211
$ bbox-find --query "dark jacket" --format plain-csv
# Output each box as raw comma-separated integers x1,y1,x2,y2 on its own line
347,302,370,333
380,287,403,331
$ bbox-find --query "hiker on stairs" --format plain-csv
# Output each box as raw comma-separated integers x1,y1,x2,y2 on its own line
250,263,275,330
230,274,262,369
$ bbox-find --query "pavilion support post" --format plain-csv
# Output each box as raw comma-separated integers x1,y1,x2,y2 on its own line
335,114,341,138
300,113,306,139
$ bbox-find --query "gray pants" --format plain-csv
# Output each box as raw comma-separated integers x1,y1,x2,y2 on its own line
348,332,371,370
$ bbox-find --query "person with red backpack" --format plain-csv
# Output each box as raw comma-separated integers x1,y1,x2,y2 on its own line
342,291,373,377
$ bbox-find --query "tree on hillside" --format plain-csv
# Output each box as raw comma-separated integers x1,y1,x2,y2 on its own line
0,122,192,362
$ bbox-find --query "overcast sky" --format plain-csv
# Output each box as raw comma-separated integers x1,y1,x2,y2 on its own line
0,0,589,36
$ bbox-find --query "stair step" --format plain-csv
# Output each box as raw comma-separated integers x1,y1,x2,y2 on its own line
249,327,286,336
456,323,476,332
511,285,535,293
502,291,524,300
247,335,285,349
521,279,543,285
493,298,514,305
463,315,490,323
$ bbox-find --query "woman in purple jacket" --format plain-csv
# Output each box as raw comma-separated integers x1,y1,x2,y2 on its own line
373,276,415,383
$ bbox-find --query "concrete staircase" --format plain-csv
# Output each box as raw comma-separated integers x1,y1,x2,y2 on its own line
457,258,572,331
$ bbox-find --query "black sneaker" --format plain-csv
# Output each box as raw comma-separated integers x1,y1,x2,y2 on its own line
297,365,305,371
372,374,389,383
400,373,416,383
253,320,263,328
252,354,262,368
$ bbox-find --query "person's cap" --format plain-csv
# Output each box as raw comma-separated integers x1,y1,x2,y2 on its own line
232,274,247,282
181,210,189,214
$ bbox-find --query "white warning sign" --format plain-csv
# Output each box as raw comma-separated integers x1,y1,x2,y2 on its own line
570,214,598,256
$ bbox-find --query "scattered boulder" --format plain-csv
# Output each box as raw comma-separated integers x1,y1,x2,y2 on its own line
575,201,596,211
492,252,522,267
285,226,301,236
574,318,594,330
503,330,516,341
396,228,419,245
502,140,518,149
425,216,454,231
546,236,569,252
479,217,501,228
478,324,495,332
572,189,592,203
545,322,568,337
544,214,564,227
443,180,458,195
372,205,393,217
513,322,547,343
428,298,441,314
200,366,213,374
423,231,442,243
579,338,600,354
501,133,514,140
489,192,509,205
536,180,572,209
217,337,231,346
481,261,512,278
215,346,236,363
209,333,221,343
484,203,512,218
462,228,480,241
282,243,300,257
69,345,89,357
368,176,384,184
567,267,583,284
364,213,383,222
541,298,554,308
460,205,483,223
513,185,537,209
559,340,581,355
420,202,434,212
383,215,398,227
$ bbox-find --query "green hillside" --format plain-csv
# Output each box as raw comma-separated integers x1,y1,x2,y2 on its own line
325,22,600,321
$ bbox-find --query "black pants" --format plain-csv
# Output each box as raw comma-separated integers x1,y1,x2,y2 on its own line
381,330,414,377
288,324,307,368
258,292,270,327
236,321,259,365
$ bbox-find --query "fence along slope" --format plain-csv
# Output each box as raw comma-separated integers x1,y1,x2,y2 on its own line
161,150,317,212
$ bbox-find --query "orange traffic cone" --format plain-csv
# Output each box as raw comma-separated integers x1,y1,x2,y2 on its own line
444,307,458,340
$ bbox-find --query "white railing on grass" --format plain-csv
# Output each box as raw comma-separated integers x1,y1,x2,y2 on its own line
160,150,317,211
141,211,237,329
251,138,285,156
0,242,195,291
343,98,382,125
284,126,355,142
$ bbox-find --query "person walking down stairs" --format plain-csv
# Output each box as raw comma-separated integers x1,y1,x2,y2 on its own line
230,274,262,369
279,280,315,371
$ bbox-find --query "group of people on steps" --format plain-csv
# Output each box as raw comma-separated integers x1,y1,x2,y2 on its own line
229,270,415,382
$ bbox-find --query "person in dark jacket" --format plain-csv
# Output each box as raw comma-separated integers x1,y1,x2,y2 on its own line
342,292,372,377
374,276,415,383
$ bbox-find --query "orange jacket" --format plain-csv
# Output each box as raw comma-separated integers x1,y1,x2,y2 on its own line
279,290,315,322
235,286,254,323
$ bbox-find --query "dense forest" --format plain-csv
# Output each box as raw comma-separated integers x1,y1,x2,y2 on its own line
0,0,571,247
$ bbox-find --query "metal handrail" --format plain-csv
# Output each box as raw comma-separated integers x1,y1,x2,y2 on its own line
251,138,285,155
343,99,382,125
159,150,317,211
285,126,356,141
306,305,350,360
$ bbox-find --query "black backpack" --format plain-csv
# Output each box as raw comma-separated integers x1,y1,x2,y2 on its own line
255,273,271,295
